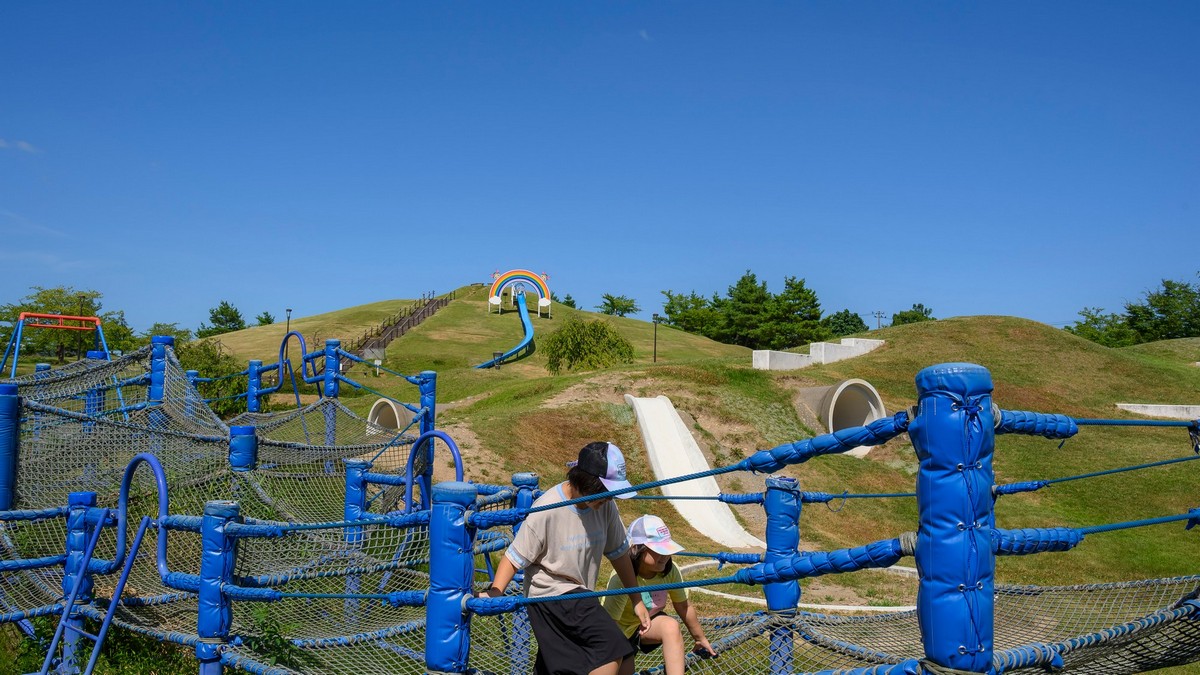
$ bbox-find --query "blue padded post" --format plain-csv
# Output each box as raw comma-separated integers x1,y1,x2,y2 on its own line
62,491,97,674
417,371,438,510
0,384,18,511
83,351,108,433
764,475,801,675
35,363,50,373
322,341,341,449
509,472,539,675
322,340,340,399
197,500,239,675
426,481,478,674
148,336,174,404
228,426,258,472
343,459,368,621
908,363,996,672
185,370,201,420
85,350,106,361
147,337,173,444
246,360,262,413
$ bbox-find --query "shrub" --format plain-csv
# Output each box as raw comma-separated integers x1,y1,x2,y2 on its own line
541,318,634,374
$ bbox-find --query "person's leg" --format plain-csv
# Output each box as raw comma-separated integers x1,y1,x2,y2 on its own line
618,654,636,675
590,659,621,675
639,615,685,675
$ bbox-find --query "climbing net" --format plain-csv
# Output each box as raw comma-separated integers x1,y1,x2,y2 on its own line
0,356,1197,675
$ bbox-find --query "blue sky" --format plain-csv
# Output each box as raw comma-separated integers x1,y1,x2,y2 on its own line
2,2,1197,333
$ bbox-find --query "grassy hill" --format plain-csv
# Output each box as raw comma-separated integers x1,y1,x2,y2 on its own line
213,294,1200,617
1123,336,1200,366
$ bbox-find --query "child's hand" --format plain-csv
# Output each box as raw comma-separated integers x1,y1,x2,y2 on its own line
633,602,652,634
691,639,717,658
476,586,504,599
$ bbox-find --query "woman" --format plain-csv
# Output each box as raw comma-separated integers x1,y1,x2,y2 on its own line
603,515,717,675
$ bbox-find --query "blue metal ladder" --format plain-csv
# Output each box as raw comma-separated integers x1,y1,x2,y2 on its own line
29,513,152,675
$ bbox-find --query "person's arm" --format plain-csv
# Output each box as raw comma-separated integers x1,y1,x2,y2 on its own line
672,597,716,656
481,554,518,598
611,552,651,633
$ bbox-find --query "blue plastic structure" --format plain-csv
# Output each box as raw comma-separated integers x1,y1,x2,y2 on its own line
475,293,535,369
907,363,996,672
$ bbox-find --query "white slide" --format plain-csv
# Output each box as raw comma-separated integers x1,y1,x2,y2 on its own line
625,395,766,550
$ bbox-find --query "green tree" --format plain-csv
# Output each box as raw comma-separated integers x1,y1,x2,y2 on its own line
823,309,869,337
142,322,193,346
541,317,635,374
255,311,276,326
891,303,935,326
175,339,260,418
760,276,829,349
660,290,721,338
595,294,641,317
1064,308,1140,347
550,291,577,309
713,271,771,348
101,310,139,355
197,300,246,338
1124,277,1200,342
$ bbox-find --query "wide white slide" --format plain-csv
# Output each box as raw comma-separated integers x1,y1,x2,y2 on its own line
625,395,766,549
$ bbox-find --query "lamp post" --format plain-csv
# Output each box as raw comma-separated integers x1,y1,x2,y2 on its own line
284,308,293,362
652,313,660,363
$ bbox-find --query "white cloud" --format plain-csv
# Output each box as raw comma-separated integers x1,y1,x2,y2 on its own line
1,210,68,238
0,139,41,153
639,29,651,42
0,250,90,271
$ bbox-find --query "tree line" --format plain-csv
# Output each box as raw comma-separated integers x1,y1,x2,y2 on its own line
1065,273,1200,347
656,271,933,350
0,286,276,360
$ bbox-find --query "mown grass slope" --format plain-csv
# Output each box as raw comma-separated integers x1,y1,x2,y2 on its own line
218,294,1199,615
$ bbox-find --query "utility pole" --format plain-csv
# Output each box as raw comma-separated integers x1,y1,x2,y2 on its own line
871,311,885,330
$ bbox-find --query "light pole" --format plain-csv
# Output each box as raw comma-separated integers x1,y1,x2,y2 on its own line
284,308,293,362
652,313,660,363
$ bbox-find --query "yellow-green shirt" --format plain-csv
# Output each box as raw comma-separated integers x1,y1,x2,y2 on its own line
602,565,688,638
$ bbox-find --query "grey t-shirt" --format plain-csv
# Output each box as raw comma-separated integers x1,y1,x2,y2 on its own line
505,482,630,598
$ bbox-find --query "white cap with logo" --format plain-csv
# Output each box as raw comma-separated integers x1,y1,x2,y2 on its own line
628,514,685,555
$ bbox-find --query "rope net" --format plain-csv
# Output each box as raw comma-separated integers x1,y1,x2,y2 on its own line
1,350,1197,674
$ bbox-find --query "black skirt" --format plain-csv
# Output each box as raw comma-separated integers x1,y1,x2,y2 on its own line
527,590,634,675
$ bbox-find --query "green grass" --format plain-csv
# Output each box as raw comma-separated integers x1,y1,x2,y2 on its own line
28,293,1198,672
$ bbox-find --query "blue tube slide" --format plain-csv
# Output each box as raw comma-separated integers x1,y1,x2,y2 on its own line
475,293,535,369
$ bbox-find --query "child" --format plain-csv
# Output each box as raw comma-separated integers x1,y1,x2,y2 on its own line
484,442,651,675
603,515,717,675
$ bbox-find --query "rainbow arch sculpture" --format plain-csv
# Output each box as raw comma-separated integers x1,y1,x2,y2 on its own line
489,269,550,300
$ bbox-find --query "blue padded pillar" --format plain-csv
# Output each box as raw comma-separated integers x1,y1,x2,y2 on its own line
185,370,201,420
426,481,477,674
343,459,368,621
83,351,108,433
62,491,97,674
417,371,438,510
508,472,539,675
0,384,18,511
908,363,996,672
228,426,258,472
322,341,340,448
197,500,239,675
246,360,262,413
322,340,340,399
764,475,801,675
148,336,174,404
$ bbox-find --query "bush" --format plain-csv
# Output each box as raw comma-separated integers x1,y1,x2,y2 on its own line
541,318,635,374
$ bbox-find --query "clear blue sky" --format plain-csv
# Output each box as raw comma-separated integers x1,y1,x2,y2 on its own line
2,2,1197,333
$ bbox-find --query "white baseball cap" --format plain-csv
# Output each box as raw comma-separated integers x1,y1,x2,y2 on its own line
628,515,685,555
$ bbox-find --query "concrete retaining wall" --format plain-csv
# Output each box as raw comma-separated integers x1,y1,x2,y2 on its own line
753,338,884,371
